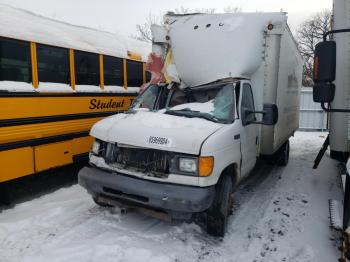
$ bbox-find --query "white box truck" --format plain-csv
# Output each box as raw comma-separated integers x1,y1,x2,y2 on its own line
311,1,350,259
325,0,350,161
78,12,303,236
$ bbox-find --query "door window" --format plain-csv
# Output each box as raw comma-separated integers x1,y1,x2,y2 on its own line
241,84,255,124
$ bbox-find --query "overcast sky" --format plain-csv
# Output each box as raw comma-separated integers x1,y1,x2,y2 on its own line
0,0,332,37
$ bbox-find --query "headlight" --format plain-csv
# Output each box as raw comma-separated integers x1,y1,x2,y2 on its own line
179,158,197,173
91,141,100,155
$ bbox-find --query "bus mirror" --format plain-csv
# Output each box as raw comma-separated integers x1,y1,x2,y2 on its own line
313,41,336,83
262,104,278,125
313,82,335,103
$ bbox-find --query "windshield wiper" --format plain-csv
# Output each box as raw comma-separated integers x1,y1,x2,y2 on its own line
165,108,220,123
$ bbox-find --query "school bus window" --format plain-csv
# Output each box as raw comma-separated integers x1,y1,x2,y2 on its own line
104,55,123,86
127,60,143,87
146,71,151,83
37,44,69,84
0,38,31,83
74,50,99,86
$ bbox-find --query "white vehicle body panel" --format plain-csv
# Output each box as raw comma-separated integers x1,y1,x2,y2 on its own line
329,0,350,154
200,124,242,186
259,26,303,155
90,111,223,155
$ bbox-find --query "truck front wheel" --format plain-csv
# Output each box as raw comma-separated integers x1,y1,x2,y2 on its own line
206,175,233,237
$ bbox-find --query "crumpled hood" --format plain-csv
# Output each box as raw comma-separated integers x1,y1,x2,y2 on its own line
90,110,224,155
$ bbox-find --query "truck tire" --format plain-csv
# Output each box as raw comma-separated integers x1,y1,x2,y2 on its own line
206,175,233,237
278,140,290,166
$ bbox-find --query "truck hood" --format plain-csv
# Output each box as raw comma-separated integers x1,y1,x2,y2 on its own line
90,110,224,155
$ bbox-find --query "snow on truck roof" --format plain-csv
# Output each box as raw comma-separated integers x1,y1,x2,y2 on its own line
0,4,150,61
164,12,289,86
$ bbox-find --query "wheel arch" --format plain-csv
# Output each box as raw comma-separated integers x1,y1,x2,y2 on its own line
219,163,239,188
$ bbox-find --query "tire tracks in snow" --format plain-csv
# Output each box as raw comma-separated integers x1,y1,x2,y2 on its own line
192,161,284,262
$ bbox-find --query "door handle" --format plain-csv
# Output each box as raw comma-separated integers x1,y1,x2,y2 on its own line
234,134,240,140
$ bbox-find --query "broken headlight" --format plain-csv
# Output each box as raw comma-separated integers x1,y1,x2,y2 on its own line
91,139,108,157
91,140,100,155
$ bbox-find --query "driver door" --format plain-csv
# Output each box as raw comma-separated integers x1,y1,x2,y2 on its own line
239,82,259,177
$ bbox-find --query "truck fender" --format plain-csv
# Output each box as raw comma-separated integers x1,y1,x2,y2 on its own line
219,163,239,189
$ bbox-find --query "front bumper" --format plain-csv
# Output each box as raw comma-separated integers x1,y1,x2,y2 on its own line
78,166,215,214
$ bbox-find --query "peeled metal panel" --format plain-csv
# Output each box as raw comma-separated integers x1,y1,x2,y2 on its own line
167,13,287,86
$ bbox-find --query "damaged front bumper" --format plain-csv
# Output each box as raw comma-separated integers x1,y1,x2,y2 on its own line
78,166,215,218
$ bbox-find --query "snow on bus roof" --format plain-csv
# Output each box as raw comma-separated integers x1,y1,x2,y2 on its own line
0,4,151,61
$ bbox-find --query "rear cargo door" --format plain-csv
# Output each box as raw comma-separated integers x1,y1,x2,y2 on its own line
239,82,259,177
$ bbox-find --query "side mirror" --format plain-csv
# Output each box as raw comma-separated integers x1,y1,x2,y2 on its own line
313,82,335,103
313,41,336,83
261,103,278,125
242,109,252,126
313,41,336,103
242,104,278,126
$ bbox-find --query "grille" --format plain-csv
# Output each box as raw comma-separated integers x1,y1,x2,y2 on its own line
104,144,170,177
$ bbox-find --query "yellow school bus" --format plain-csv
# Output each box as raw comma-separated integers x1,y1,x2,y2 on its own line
0,4,151,183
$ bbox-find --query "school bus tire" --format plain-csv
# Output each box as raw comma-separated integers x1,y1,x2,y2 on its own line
0,183,11,205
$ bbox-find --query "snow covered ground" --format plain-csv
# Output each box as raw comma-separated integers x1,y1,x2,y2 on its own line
0,132,343,262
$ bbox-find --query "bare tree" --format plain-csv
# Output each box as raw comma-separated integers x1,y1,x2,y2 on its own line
131,13,162,42
223,6,241,13
296,10,332,86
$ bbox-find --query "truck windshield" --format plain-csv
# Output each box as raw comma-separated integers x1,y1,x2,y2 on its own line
130,84,160,111
166,83,235,123
129,83,235,123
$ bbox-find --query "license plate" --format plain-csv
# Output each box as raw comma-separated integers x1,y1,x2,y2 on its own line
146,136,172,147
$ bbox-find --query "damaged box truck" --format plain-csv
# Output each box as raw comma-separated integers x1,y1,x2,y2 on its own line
78,12,303,236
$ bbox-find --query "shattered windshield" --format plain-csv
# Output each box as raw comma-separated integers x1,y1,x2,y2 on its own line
130,85,160,111
129,83,235,123
166,83,235,123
